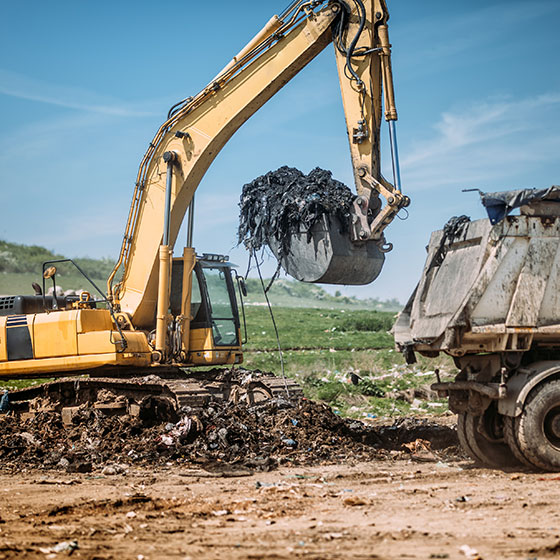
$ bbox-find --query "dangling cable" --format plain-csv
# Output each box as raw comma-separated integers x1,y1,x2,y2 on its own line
252,249,290,398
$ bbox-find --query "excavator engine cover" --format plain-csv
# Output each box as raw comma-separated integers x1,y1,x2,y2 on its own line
269,215,385,284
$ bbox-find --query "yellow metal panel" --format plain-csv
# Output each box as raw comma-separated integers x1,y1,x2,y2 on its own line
78,330,150,355
77,309,113,334
187,327,241,365
33,310,78,358
0,317,6,361
188,351,241,366
0,352,151,379
189,327,213,353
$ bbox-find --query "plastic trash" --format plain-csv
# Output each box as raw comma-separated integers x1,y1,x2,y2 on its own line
39,540,79,555
459,544,482,559
0,390,9,413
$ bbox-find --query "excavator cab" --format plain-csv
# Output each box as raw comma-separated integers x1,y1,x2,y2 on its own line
170,253,243,366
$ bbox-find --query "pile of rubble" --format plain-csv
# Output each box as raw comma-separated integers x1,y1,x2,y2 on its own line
0,395,459,474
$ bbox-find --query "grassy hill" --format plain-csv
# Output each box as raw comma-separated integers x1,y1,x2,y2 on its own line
0,240,401,310
0,240,452,419
0,240,114,297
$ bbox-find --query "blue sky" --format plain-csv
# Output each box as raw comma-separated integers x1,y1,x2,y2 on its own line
1,0,559,302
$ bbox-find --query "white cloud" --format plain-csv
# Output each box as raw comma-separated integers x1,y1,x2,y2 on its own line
0,68,156,117
402,93,560,191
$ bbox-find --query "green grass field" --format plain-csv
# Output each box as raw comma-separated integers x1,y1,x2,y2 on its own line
240,305,453,418
0,302,453,418
0,242,454,418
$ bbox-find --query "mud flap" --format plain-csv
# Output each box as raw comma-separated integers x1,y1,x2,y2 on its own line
269,215,384,285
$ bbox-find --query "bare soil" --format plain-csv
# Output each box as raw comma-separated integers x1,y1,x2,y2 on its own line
1,398,558,559
2,444,560,559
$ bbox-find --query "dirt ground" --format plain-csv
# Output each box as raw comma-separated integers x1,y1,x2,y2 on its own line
2,456,560,560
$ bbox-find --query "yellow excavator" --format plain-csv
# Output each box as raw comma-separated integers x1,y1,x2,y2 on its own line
0,0,407,413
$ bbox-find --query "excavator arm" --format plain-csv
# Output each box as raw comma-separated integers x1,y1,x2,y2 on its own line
108,0,405,329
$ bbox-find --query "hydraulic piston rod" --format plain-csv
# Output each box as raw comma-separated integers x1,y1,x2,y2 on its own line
186,195,195,248
388,120,402,192
162,151,177,246
155,151,177,358
378,23,402,193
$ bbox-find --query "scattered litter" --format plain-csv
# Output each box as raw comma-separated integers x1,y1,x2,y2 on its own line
387,385,439,404
39,540,79,555
0,381,459,473
34,478,82,486
102,464,128,476
459,544,483,559
343,495,367,506
401,438,438,462
17,432,40,446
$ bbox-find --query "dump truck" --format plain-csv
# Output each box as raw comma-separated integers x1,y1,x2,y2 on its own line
394,187,560,471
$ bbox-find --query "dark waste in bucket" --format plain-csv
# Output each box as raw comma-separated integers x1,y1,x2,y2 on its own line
238,166,384,285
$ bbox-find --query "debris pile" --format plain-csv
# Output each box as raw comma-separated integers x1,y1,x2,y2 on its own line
0,394,459,473
238,166,355,259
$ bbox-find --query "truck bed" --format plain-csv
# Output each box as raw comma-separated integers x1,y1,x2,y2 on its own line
394,212,560,356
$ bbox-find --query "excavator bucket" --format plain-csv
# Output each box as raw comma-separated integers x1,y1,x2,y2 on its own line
269,215,385,285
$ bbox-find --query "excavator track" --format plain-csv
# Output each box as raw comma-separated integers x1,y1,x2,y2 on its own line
6,367,303,423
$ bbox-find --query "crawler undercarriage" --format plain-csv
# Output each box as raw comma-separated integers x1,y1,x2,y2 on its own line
6,367,303,424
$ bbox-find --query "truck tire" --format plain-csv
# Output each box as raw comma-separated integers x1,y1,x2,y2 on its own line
457,413,484,464
513,379,560,471
459,404,520,468
503,416,538,469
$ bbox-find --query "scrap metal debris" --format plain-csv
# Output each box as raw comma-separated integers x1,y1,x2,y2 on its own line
238,166,356,259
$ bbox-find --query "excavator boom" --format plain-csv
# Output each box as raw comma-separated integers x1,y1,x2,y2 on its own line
108,0,405,328
0,1,404,407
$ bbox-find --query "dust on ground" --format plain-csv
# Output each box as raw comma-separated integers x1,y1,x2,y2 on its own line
0,398,556,559
2,456,560,559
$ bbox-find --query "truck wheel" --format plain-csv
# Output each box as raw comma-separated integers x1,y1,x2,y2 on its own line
503,416,538,469
513,379,560,471
459,403,519,468
457,413,484,464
